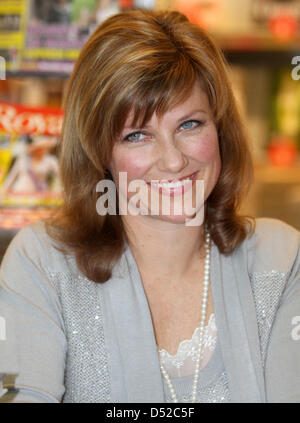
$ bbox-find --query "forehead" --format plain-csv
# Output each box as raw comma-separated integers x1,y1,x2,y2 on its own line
123,81,211,129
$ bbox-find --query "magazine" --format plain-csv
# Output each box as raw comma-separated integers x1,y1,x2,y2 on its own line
0,102,63,230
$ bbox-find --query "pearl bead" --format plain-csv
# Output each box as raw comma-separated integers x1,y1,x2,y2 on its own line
159,226,211,403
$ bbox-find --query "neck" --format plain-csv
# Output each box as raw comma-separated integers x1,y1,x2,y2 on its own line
122,215,207,285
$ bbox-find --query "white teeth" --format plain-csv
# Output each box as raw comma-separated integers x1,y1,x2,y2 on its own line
150,175,194,189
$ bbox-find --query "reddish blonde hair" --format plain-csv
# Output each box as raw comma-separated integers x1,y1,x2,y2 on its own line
46,9,255,283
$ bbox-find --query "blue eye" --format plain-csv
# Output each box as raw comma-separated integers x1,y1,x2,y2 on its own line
180,120,203,130
123,131,146,142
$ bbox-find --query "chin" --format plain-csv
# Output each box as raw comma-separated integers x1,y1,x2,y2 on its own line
148,208,205,227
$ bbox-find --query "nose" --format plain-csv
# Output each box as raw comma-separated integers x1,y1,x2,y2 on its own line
156,137,188,174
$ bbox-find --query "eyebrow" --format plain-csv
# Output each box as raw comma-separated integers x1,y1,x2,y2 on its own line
175,109,208,124
123,109,208,130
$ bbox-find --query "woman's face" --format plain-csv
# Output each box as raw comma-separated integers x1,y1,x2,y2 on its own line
109,81,221,226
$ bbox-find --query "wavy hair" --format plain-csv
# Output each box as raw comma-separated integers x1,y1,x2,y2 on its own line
46,9,255,283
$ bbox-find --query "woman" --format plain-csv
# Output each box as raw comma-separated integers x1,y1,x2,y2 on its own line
0,10,300,403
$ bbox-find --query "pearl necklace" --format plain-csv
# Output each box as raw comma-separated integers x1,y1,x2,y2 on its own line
159,229,211,403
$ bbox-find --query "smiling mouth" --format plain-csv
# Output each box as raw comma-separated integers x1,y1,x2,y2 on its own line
147,171,198,189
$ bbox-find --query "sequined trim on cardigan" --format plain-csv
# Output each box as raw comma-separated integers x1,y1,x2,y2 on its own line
249,270,289,365
48,272,111,403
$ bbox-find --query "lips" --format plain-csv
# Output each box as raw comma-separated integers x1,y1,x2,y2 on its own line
165,171,197,183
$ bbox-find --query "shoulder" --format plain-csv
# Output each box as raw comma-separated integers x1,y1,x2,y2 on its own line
253,217,299,242
246,217,300,274
1,220,76,278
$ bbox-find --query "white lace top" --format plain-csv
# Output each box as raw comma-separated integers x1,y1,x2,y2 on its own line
158,313,217,378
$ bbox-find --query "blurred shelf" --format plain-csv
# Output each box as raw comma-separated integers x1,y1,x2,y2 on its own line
216,32,300,66
243,160,300,231
254,161,300,184
224,49,300,66
6,71,70,79
214,29,300,49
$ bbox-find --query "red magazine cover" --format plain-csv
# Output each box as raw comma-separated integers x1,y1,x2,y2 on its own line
0,102,63,230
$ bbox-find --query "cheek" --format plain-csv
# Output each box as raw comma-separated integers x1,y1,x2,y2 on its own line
110,149,152,181
191,134,220,163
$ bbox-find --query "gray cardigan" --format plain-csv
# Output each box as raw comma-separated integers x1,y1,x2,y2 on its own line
0,217,300,403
